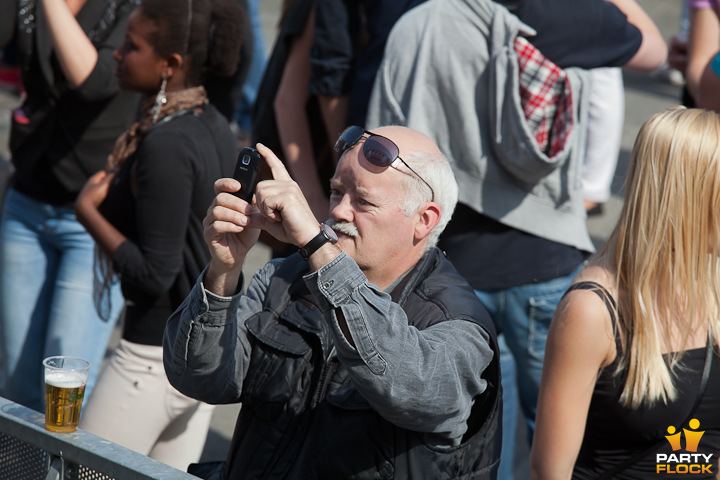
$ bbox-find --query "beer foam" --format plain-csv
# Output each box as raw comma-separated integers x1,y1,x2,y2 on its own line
46,371,85,388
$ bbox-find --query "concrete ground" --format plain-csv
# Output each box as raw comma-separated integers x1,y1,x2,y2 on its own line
0,0,686,476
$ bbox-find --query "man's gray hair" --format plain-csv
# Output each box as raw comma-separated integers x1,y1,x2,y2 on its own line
396,149,459,251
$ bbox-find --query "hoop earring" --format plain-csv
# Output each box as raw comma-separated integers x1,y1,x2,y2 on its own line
152,77,167,124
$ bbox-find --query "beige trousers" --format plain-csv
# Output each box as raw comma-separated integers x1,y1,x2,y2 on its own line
79,339,215,472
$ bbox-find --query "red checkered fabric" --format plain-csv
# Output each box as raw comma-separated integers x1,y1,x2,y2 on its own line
514,36,573,157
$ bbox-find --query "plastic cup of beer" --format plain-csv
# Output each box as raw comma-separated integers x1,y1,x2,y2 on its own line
43,356,90,433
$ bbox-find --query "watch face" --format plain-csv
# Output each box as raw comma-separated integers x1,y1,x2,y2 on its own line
322,223,339,243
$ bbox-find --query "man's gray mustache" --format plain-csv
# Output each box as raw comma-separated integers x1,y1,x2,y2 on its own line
325,219,358,238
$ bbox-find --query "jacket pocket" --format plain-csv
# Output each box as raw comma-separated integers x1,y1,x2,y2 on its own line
244,314,314,422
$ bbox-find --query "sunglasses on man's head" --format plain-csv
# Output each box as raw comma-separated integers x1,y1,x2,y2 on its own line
334,126,435,202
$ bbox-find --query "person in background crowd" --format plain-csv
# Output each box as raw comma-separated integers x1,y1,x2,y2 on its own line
75,0,242,470
204,0,252,123
309,0,427,135
699,50,720,111
233,0,266,144
531,106,720,479
694,3,720,112
253,0,334,225
581,67,625,217
0,0,141,412
667,0,697,106
676,0,720,107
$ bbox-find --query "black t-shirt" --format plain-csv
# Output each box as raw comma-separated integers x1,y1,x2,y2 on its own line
497,0,643,69
439,205,588,290
310,0,428,126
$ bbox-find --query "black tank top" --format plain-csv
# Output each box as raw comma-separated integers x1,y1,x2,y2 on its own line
566,282,720,479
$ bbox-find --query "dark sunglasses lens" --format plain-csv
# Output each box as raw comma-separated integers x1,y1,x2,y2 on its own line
363,136,398,167
335,126,364,153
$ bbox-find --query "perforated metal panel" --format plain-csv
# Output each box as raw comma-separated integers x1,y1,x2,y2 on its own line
0,396,199,479
0,432,117,480
0,432,47,480
68,463,116,480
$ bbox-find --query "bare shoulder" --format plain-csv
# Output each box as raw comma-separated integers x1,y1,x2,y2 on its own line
551,264,618,368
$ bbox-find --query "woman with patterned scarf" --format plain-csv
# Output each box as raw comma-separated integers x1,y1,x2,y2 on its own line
74,0,243,470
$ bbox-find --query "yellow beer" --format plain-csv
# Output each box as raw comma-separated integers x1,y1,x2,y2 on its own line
44,371,85,432
43,360,88,433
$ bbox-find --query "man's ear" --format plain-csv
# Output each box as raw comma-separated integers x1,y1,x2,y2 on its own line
414,202,441,242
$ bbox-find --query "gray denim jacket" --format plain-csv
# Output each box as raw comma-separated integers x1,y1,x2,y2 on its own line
164,251,494,444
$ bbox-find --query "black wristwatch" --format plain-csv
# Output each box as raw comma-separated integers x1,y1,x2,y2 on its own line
299,223,338,261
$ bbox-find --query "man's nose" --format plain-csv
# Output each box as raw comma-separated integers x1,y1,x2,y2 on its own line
330,194,354,223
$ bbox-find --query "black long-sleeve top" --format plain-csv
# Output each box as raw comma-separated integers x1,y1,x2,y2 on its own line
1,0,142,207
100,105,237,345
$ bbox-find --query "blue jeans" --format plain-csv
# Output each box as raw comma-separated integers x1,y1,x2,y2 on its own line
0,189,122,412
475,264,582,480
234,0,267,131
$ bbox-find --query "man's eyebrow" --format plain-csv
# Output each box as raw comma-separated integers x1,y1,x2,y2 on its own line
355,185,373,198
330,179,374,199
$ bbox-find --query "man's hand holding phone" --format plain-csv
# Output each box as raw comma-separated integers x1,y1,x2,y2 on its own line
202,147,264,295
202,143,322,296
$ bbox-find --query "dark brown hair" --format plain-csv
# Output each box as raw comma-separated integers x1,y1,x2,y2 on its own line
139,0,244,85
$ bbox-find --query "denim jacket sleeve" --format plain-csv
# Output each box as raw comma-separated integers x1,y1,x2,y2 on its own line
304,252,494,442
163,259,283,405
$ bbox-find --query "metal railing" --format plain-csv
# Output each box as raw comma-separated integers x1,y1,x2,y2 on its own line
0,396,200,480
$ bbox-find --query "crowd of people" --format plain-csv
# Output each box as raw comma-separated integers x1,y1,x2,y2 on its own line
1,0,720,479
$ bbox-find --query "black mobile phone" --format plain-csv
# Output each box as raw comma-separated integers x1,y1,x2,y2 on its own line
232,147,262,202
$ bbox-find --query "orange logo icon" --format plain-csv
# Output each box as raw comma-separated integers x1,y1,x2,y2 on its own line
665,419,705,453
657,419,713,474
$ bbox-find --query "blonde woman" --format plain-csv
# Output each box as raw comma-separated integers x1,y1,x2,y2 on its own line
531,107,720,479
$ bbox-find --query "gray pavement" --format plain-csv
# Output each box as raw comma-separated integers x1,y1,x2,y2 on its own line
0,0,687,475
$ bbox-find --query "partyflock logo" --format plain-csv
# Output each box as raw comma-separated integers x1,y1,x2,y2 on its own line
656,419,714,474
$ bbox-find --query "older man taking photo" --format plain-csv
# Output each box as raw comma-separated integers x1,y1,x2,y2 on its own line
163,125,501,479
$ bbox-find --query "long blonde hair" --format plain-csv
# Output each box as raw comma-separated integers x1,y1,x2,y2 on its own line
603,106,720,408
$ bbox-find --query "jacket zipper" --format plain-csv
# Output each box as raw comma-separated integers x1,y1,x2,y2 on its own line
311,348,338,409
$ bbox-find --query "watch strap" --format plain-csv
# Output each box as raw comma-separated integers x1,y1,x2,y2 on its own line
299,224,334,260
